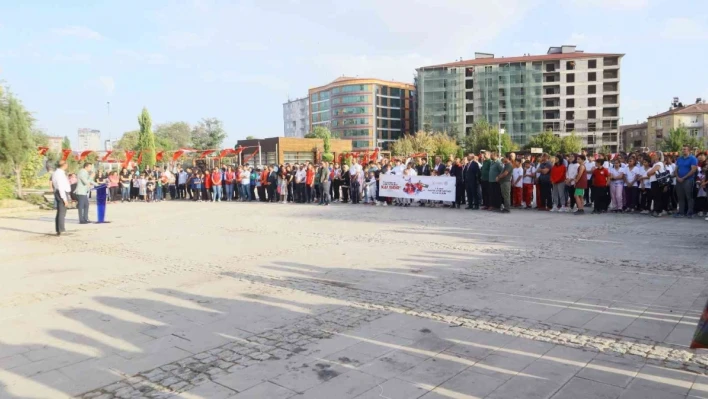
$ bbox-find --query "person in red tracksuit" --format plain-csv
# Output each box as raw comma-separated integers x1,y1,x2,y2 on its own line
204,168,212,201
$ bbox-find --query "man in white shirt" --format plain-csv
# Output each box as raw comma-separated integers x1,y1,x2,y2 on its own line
51,161,71,236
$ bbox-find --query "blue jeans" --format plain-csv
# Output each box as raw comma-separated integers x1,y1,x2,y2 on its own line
239,184,249,201
213,185,222,201
121,186,130,201
156,186,163,200
225,184,234,200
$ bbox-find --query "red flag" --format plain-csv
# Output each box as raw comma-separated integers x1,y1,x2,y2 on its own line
122,150,135,168
199,150,215,159
78,150,94,161
156,151,164,162
371,148,379,160
61,149,73,162
38,146,49,156
218,149,235,159
137,151,143,165
242,148,259,164
101,151,113,162
172,150,186,161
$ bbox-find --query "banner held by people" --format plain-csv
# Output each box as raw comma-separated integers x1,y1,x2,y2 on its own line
379,174,456,201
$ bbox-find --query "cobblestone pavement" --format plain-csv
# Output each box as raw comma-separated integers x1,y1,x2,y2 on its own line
1,202,707,398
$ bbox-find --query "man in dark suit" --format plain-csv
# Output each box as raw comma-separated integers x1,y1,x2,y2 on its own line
450,157,464,209
464,154,480,209
433,156,445,176
416,158,431,177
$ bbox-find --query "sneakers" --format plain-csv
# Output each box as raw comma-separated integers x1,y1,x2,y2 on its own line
673,213,684,219
550,208,557,212
561,206,568,213
574,209,585,215
687,213,694,219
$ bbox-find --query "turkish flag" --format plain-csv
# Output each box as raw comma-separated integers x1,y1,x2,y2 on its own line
38,147,49,156
156,151,164,162
78,150,94,161
61,149,73,162
101,151,113,162
122,150,135,168
199,150,215,159
172,150,186,161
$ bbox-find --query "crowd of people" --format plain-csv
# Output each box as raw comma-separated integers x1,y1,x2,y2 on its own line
50,145,706,236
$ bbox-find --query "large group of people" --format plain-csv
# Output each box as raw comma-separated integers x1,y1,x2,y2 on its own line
50,145,706,235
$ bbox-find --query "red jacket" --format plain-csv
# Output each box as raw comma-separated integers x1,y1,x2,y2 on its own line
204,172,212,189
212,171,222,185
550,164,566,184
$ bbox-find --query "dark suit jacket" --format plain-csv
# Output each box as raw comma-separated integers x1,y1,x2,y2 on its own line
417,164,431,176
450,164,464,183
433,163,445,176
464,162,480,186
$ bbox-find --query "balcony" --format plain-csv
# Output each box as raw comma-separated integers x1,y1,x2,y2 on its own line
603,82,618,93
603,107,619,118
603,57,619,67
544,112,560,120
544,100,560,108
543,88,560,97
603,71,619,81
603,95,618,105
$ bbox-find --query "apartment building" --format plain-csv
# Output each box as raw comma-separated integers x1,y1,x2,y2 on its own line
417,45,623,152
283,97,310,138
647,99,708,150
620,122,648,152
308,77,416,150
47,136,63,154
77,128,101,151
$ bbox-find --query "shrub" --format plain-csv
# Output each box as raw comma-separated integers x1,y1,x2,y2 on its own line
0,178,14,200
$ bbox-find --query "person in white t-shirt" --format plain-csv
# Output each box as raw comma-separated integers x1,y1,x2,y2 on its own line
638,157,651,213
512,160,524,208
565,154,580,211
608,158,625,212
646,152,667,217
584,157,595,207
623,157,640,212
522,160,535,209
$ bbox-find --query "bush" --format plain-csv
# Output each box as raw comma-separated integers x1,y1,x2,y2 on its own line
322,153,334,162
0,178,14,200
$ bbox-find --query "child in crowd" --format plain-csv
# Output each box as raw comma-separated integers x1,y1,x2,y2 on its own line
146,177,155,203
138,173,147,201
609,158,625,212
522,160,534,209
512,159,523,208
193,172,203,202
592,159,610,214
364,171,376,205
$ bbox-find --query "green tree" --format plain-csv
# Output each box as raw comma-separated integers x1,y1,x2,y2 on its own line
464,121,518,155
660,127,704,152
432,132,460,159
192,117,226,149
391,131,436,156
560,132,582,154
0,94,33,197
137,107,156,169
305,126,334,161
155,121,191,150
245,135,258,140
61,136,71,150
114,130,140,151
525,131,561,155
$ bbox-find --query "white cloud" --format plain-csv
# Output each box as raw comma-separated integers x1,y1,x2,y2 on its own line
570,0,648,10
98,76,115,95
53,25,103,40
661,17,708,40
160,31,213,49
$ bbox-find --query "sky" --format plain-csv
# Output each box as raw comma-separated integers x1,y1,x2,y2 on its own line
0,0,706,149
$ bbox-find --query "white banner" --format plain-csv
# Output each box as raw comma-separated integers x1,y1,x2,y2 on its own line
379,174,456,201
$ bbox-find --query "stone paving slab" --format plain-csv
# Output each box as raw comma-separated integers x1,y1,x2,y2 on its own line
1,202,708,398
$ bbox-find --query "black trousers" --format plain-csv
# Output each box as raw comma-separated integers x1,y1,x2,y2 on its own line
267,185,276,202
650,182,664,214
54,191,67,233
333,180,341,200
465,182,479,208
257,186,267,201
539,181,553,209
640,189,651,211
455,182,465,206
296,183,306,203
341,186,350,202
565,185,575,209
490,182,502,209
584,178,592,203
177,184,185,198
481,181,489,207
593,186,609,212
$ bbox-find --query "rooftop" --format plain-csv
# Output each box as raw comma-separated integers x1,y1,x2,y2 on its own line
620,122,648,131
418,52,624,70
309,76,415,93
648,103,708,119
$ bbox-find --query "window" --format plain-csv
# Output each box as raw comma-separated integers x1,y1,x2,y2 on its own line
465,92,474,100
633,140,642,148
341,129,369,137
588,98,596,107
587,135,596,144
485,66,492,72
566,111,574,120
566,86,575,95
340,84,370,93
588,110,596,119
284,151,314,164
566,61,575,70
390,120,402,129
650,120,655,127
657,119,663,128
588,85,596,94
566,73,575,83
379,108,389,118
466,80,473,89
333,95,370,105
390,88,401,97
332,118,369,127
390,98,401,107
690,128,699,137
588,60,597,69
588,72,596,82
333,106,369,116
545,100,557,107
589,122,597,132
353,140,369,148
390,109,401,118
466,103,474,112
566,99,575,108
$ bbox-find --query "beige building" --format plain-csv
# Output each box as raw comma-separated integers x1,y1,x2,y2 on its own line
47,136,63,154
647,101,708,150
417,45,623,152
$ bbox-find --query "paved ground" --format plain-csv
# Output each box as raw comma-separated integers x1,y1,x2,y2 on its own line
0,201,707,399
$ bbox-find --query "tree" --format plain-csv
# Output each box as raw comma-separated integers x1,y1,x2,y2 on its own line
0,94,33,197
391,131,460,159
525,131,561,155
154,121,191,150
192,117,226,150
137,107,156,169
62,136,71,150
465,121,518,155
432,132,460,160
245,135,258,140
560,132,582,154
114,130,140,151
660,127,704,152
